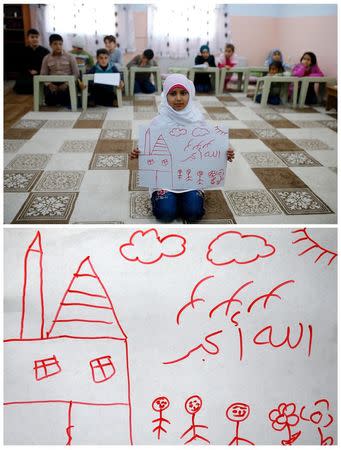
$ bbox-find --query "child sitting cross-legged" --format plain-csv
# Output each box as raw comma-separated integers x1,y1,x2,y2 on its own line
130,74,235,223
87,48,124,107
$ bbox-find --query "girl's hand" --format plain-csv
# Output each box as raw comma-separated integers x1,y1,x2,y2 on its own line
227,147,235,162
119,80,125,89
130,147,140,159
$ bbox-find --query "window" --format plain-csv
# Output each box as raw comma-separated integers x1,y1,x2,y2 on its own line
90,355,116,383
34,355,61,381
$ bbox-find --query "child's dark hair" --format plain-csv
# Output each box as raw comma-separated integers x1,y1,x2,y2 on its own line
104,35,116,43
27,28,39,37
143,49,154,60
300,51,317,66
96,48,109,57
225,43,235,52
49,34,63,45
269,61,284,73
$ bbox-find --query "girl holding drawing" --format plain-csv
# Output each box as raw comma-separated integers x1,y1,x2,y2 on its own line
130,74,235,223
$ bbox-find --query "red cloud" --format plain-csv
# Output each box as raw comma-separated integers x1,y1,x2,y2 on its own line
119,229,186,264
206,231,276,265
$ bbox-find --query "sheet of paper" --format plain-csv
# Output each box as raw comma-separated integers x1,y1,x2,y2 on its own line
94,72,120,86
138,124,229,190
4,228,337,445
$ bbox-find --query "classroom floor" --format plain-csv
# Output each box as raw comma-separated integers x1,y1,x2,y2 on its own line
4,88,337,224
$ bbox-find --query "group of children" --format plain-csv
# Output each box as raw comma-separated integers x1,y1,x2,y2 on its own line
12,30,327,223
14,28,158,106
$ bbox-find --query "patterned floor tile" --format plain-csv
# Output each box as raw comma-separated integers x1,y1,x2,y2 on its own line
292,139,332,151
32,171,85,192
4,170,42,192
73,119,104,128
5,154,52,170
274,151,322,167
292,120,328,128
242,152,286,168
59,140,97,153
252,128,284,139
89,153,129,170
13,192,78,224
261,138,302,151
129,170,148,191
229,129,258,139
255,111,284,121
225,189,282,216
205,106,237,120
201,190,236,222
12,119,46,129
252,168,307,189
103,120,132,129
266,119,299,128
270,188,333,215
242,120,274,129
130,192,153,219
78,111,107,120
95,139,133,153
134,111,158,120
318,121,337,132
43,120,76,128
4,140,28,153
100,129,132,140
134,104,157,112
294,106,319,113
4,129,38,140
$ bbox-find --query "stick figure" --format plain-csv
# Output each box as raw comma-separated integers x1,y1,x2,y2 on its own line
180,395,210,444
152,396,170,440
226,402,254,445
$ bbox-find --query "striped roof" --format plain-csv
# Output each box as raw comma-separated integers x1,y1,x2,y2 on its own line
47,257,126,340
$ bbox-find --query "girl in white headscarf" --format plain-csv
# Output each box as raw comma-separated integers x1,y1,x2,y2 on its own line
130,74,234,223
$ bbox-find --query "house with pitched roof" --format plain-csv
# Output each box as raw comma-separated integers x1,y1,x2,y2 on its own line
4,231,133,445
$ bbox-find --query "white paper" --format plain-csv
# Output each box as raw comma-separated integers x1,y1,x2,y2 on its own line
138,124,229,189
4,228,337,445
94,72,120,86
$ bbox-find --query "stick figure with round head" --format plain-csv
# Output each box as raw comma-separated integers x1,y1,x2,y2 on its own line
180,395,210,444
226,402,255,445
152,396,170,440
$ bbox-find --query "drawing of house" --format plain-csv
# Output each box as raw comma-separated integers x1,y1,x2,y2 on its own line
139,128,173,188
4,232,133,445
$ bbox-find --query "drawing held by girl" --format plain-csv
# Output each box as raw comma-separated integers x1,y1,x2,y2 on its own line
130,74,234,223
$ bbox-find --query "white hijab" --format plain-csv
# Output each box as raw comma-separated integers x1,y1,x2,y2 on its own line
151,74,205,127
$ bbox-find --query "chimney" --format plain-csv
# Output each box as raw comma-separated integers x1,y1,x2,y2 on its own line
20,231,45,339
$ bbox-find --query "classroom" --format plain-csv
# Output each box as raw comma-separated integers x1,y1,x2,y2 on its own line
4,3,337,224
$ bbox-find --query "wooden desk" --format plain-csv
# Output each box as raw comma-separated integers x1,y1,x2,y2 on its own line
129,66,162,95
253,76,300,108
188,67,220,96
81,74,122,111
219,66,269,94
33,75,78,112
298,76,337,107
326,85,337,111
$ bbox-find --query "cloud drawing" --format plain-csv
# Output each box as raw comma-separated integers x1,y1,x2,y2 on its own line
119,229,187,264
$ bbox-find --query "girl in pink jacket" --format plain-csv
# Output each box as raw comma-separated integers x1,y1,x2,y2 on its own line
217,43,238,91
292,52,324,104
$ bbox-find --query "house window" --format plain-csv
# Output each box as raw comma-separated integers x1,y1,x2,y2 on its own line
34,355,61,381
90,355,116,383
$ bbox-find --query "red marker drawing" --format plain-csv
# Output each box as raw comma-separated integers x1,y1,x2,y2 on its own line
152,396,170,440
226,402,255,445
292,228,337,266
180,395,210,444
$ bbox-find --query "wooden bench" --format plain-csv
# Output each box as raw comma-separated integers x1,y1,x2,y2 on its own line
33,75,78,112
81,74,123,111
129,66,162,95
253,76,300,108
188,67,220,96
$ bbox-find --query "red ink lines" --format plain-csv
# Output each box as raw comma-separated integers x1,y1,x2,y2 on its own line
163,330,223,365
206,231,276,266
119,228,186,264
292,228,337,266
176,275,214,324
247,280,295,313
226,402,254,445
181,395,210,444
152,396,170,440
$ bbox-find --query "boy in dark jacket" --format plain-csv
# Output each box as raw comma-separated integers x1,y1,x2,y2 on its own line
14,28,49,94
87,48,124,106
